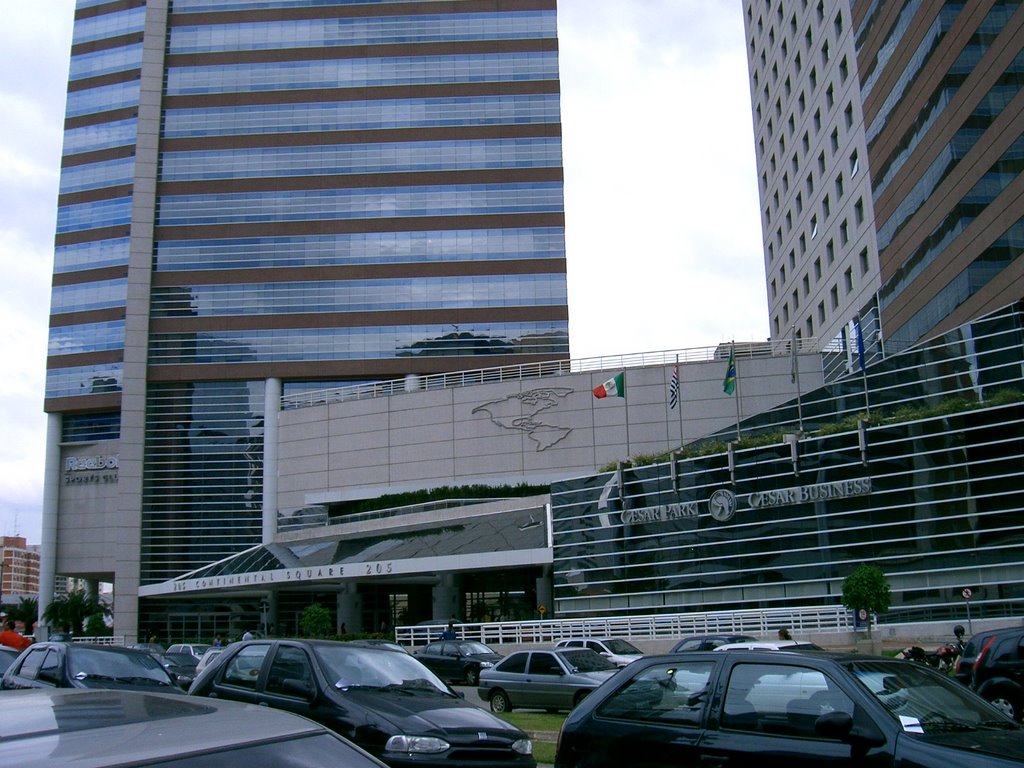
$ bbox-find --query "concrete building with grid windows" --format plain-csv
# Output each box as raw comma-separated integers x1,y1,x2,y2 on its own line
743,0,1024,365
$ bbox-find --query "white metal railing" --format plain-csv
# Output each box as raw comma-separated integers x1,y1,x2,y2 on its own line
70,635,126,645
280,338,820,411
395,605,854,647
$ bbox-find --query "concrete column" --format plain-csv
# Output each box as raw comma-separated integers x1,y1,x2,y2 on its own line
432,573,461,621
336,584,360,634
263,377,281,545
535,567,553,618
37,413,61,640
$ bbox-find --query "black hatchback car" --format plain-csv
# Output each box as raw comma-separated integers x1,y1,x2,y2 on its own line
1,642,183,693
555,648,1024,768
188,638,535,768
416,639,503,685
955,625,1024,720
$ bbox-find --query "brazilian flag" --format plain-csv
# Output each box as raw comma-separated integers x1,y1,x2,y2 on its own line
723,346,737,395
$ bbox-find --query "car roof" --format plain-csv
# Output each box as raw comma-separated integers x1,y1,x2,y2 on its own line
712,640,823,651
0,688,335,768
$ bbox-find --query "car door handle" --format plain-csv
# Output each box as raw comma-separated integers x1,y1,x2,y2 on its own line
699,756,728,766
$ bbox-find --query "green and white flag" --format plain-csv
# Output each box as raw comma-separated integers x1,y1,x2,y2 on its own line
593,372,625,399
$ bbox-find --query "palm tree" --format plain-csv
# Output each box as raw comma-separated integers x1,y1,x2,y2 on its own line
7,597,38,630
43,590,109,636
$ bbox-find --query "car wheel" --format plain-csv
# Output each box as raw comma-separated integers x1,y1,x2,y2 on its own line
489,690,511,713
986,689,1021,721
465,667,479,686
573,690,590,708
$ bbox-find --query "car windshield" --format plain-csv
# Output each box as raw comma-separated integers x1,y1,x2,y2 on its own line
604,639,642,655
848,660,1020,733
560,650,616,672
70,648,174,684
315,645,451,694
456,642,494,655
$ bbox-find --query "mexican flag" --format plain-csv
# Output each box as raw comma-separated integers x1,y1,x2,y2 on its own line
593,372,625,399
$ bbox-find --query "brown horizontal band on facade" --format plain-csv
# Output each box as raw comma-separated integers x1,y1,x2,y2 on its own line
55,225,132,248
50,307,126,329
161,123,562,152
45,392,122,415
151,258,567,286
76,0,144,21
46,350,124,371
52,264,129,288
59,184,134,207
880,174,1024,326
65,106,139,132
154,211,565,241
161,79,560,109
146,352,569,385
150,304,568,333
70,31,146,58
67,68,141,94
166,37,557,68
170,0,557,27
158,167,563,196
62,145,136,169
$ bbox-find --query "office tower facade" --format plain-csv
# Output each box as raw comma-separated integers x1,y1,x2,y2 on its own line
45,0,568,638
744,0,1024,359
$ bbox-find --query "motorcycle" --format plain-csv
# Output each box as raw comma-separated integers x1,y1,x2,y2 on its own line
897,625,966,675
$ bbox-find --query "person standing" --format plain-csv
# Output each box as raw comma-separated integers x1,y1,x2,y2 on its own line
242,629,253,641
0,619,31,651
777,627,793,641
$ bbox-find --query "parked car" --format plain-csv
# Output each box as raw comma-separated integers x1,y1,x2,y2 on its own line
555,649,1024,768
955,625,1024,720
0,645,20,674
155,650,200,689
167,642,212,661
188,638,535,768
0,687,389,768
1,641,183,693
345,638,411,654
712,639,824,651
478,647,617,713
416,639,503,685
553,638,644,667
670,634,757,652
195,646,225,674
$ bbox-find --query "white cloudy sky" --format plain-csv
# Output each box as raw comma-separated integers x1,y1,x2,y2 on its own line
0,0,767,543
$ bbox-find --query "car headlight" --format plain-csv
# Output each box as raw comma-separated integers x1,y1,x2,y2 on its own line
512,739,533,755
385,735,451,754
479,661,494,668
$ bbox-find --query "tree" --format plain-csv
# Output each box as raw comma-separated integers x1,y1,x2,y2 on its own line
299,603,333,638
841,564,891,637
43,590,109,635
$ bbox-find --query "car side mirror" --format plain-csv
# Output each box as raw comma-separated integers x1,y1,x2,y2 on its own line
37,668,62,685
281,679,315,700
815,712,885,751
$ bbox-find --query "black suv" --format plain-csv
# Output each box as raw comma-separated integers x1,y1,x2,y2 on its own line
955,626,1024,720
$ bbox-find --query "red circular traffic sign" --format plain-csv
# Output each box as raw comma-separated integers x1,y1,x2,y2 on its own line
962,588,973,600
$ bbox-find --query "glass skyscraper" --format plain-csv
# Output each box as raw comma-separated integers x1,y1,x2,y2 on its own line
44,0,567,637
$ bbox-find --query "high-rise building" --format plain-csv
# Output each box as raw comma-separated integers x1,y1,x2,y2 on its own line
44,0,567,638
0,537,40,604
743,0,1024,360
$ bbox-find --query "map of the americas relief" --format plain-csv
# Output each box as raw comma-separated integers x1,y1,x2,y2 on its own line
471,387,574,450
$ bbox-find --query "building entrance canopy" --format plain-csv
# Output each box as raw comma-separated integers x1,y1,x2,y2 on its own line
140,503,550,597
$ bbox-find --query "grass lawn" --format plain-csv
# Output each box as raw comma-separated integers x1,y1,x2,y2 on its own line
493,712,566,764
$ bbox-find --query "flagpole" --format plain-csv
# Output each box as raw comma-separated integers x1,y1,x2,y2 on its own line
676,356,684,445
791,327,804,432
733,341,742,441
856,316,871,418
623,371,631,458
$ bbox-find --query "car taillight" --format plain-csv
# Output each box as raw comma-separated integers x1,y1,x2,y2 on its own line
974,636,996,674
